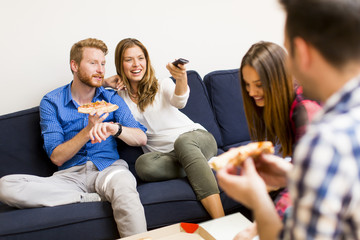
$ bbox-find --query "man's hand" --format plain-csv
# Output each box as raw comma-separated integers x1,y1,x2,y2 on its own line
49,109,109,166
103,75,125,90
217,152,287,240
87,110,109,129
254,154,293,189
233,222,258,240
86,109,111,143
217,158,268,209
89,122,117,144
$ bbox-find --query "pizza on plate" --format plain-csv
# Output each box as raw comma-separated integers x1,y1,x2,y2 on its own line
209,141,274,171
78,100,119,114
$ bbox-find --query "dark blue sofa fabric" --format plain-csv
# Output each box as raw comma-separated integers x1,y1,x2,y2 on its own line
0,70,249,240
0,107,57,177
204,69,251,150
0,202,118,240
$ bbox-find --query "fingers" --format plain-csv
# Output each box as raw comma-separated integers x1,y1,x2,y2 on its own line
104,75,123,90
242,157,258,175
217,166,253,205
116,81,126,91
88,111,109,143
89,122,112,144
225,164,241,175
167,61,186,72
90,123,107,143
166,62,187,80
256,154,293,175
220,162,270,210
217,163,248,189
113,76,126,91
109,75,123,90
259,153,283,164
89,110,109,123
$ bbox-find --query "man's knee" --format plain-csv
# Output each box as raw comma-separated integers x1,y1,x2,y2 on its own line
0,177,7,200
103,169,137,192
0,175,25,206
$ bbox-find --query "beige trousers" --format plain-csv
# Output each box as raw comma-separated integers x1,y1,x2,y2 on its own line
0,160,147,238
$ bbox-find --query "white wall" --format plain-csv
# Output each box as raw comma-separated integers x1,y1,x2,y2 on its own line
0,0,285,115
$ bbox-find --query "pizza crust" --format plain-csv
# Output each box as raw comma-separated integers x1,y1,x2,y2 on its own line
78,107,94,114
105,103,119,113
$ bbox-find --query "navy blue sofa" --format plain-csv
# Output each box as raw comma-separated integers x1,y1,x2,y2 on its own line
0,69,251,240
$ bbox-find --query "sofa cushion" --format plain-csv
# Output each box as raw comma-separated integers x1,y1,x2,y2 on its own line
172,70,223,147
204,69,250,149
0,202,119,239
138,177,247,229
0,107,57,178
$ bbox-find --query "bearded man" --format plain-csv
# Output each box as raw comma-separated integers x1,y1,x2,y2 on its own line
0,38,148,238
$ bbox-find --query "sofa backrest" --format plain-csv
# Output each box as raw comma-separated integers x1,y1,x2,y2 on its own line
0,107,57,178
172,70,223,147
204,69,251,150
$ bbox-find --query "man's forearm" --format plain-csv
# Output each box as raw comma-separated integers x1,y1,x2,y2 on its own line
118,127,147,147
50,126,91,166
253,194,283,240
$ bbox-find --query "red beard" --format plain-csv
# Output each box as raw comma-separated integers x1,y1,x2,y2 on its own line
78,69,104,88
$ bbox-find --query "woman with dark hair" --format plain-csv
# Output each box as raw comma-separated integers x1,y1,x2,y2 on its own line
103,38,225,219
234,41,321,239
240,41,320,157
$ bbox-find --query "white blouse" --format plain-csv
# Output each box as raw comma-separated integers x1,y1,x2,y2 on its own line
118,77,205,153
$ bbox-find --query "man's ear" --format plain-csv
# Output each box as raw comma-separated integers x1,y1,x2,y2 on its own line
293,37,312,71
70,60,79,73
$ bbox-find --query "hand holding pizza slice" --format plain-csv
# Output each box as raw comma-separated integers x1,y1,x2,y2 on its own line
209,141,275,171
78,100,119,114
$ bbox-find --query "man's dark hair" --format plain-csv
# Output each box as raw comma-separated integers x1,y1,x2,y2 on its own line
280,0,360,68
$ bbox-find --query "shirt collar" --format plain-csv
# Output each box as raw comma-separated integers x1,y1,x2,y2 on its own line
64,81,108,108
94,86,107,101
313,74,360,122
64,82,74,107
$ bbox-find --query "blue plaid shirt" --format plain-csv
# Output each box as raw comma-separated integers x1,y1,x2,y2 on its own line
40,82,146,171
282,75,360,239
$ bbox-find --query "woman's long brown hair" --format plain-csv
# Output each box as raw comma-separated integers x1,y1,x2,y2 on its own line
114,38,158,112
240,41,294,157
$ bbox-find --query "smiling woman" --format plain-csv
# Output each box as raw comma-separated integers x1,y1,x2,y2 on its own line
103,37,226,219
240,41,295,157
115,39,155,109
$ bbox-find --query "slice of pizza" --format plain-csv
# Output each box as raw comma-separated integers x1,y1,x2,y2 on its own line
209,141,274,171
78,100,119,114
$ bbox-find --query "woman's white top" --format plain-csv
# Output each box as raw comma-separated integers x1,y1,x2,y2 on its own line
118,77,205,153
